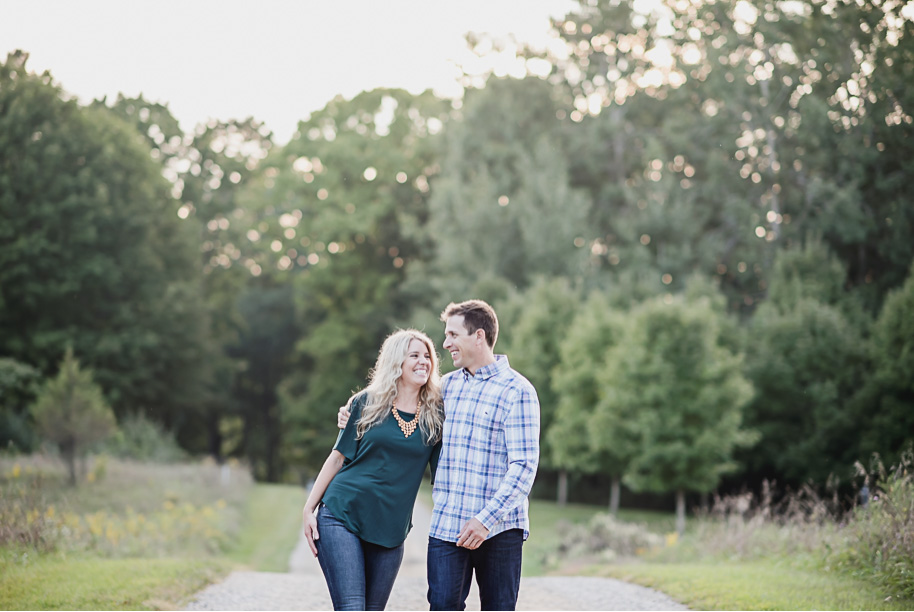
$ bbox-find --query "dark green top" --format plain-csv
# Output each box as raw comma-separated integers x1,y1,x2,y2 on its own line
321,393,441,548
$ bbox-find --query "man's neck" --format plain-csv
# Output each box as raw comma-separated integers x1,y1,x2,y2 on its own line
464,353,497,376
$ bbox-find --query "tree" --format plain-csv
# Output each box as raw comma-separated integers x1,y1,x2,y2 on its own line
0,52,210,431
496,277,583,500
97,94,274,458
0,357,41,452
742,241,869,487
419,77,591,300
272,88,452,475
606,296,755,533
30,348,116,486
549,290,629,509
861,262,914,465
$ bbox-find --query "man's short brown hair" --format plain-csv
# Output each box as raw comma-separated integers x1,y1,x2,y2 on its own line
440,299,499,349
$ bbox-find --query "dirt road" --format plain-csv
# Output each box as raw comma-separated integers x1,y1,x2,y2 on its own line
184,500,687,611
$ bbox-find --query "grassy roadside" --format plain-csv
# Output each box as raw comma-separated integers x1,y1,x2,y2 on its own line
0,551,232,611
0,456,307,610
527,491,913,611
226,482,307,571
594,559,910,611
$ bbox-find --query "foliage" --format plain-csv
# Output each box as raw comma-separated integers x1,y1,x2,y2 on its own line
29,349,116,486
548,290,629,506
740,239,869,486
0,455,252,556
496,277,583,472
559,512,664,561
100,413,186,463
275,88,451,474
836,451,914,600
604,296,756,496
0,455,262,611
419,77,591,300
861,264,914,465
0,358,41,452
0,52,211,436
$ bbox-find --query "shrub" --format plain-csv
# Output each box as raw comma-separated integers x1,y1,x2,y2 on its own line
835,450,914,600
100,414,185,463
559,513,664,562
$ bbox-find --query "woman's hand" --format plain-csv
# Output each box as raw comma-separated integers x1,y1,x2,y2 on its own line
303,506,319,556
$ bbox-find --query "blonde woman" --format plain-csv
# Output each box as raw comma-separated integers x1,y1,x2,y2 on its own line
302,329,444,611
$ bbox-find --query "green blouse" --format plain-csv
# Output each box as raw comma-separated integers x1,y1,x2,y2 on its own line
321,393,441,548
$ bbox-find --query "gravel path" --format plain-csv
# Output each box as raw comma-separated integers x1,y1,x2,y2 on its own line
184,499,688,611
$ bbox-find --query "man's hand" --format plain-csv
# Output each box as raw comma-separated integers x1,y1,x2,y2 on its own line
337,405,350,429
456,518,489,550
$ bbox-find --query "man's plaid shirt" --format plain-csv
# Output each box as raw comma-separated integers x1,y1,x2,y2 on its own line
429,355,540,542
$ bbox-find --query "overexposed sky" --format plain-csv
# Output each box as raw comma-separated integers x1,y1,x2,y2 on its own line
3,0,576,143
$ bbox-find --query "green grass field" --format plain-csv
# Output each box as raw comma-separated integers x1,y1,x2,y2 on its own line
596,559,910,611
0,456,306,610
226,482,307,571
0,551,231,611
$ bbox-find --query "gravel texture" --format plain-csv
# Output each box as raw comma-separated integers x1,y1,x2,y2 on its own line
184,499,688,611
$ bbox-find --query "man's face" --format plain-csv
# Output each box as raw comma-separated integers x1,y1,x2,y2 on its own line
443,315,480,371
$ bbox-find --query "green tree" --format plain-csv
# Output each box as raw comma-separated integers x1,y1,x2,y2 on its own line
606,296,755,533
271,88,451,475
0,357,41,452
861,263,914,465
419,77,591,300
0,53,210,431
30,348,116,486
496,277,582,498
549,290,629,509
97,94,274,458
742,241,869,486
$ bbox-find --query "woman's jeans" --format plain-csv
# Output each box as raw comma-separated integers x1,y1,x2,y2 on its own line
426,529,524,611
314,504,405,611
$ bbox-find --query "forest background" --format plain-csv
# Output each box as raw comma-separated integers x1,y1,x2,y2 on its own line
2,0,913,519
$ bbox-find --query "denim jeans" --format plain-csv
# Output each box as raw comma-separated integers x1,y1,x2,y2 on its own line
427,529,524,611
314,504,405,611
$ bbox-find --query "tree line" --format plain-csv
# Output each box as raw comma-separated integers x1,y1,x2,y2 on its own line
1,1,912,516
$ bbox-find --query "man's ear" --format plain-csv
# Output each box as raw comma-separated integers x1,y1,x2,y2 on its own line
476,329,486,345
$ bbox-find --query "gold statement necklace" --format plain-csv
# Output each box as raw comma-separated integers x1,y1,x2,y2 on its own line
391,401,421,438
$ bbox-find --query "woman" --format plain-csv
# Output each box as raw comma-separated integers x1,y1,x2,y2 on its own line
302,329,444,611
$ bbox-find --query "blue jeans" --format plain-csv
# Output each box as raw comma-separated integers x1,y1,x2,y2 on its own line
314,505,405,611
427,529,524,611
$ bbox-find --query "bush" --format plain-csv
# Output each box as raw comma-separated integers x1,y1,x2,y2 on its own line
835,450,914,600
558,513,664,562
100,414,185,463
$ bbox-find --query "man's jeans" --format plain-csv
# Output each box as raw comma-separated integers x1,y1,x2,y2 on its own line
427,529,524,611
314,505,404,611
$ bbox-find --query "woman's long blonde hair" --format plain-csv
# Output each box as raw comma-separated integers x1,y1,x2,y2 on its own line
354,329,444,445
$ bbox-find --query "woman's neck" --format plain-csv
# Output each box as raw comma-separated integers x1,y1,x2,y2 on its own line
395,383,421,413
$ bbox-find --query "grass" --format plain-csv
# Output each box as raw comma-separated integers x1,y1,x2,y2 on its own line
0,550,231,611
226,482,307,571
0,454,307,610
594,558,910,611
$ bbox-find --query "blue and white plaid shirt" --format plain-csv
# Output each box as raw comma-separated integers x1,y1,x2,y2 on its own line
429,355,540,542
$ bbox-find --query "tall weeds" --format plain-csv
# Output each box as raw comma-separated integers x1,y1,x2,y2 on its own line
0,455,253,558
835,451,914,600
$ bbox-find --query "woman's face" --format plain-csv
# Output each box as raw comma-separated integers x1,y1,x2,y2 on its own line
400,338,432,389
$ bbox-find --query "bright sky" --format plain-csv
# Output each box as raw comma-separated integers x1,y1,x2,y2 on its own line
3,0,577,143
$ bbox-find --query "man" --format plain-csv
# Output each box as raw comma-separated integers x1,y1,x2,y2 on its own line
338,299,540,611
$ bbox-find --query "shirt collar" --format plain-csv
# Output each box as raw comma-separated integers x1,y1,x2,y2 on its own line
462,354,509,381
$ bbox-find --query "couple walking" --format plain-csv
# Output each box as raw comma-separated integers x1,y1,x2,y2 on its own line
302,299,541,611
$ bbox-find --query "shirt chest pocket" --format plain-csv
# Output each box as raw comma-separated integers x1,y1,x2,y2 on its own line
471,403,507,447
